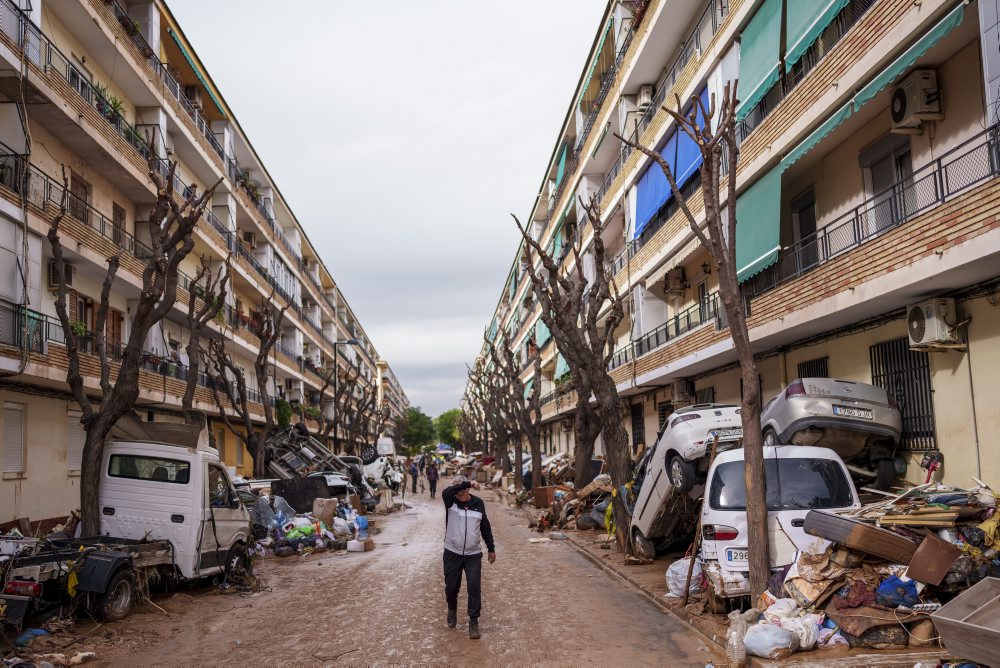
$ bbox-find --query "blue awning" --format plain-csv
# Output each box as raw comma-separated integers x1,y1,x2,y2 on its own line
634,133,677,238
674,86,710,187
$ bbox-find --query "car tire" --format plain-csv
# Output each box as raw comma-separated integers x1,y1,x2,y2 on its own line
668,454,696,493
360,445,378,465
94,568,135,622
873,458,895,491
762,427,778,447
704,577,728,615
632,528,656,561
225,543,251,581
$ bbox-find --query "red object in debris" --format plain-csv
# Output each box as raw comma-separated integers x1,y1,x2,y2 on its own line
4,580,40,597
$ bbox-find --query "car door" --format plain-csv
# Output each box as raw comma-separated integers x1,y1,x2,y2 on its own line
200,463,247,572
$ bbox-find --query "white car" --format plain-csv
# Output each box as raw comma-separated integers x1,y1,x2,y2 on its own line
699,445,860,612
629,404,742,557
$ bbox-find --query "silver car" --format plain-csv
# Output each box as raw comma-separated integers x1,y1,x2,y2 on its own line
760,378,902,489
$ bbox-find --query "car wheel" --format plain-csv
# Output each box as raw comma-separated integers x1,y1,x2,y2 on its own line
632,528,656,561
704,577,728,615
668,454,696,493
360,445,378,465
225,543,252,582
94,568,135,622
762,427,778,447
873,458,896,491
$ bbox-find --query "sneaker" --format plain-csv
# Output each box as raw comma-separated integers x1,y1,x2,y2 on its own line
469,619,480,640
447,608,457,628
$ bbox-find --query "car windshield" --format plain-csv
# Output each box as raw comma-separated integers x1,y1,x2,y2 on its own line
709,458,853,511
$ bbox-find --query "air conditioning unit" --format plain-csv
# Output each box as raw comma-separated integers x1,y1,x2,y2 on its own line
890,70,943,133
560,418,573,432
637,84,654,111
907,297,958,347
663,267,687,294
672,380,692,404
184,85,203,110
47,261,74,289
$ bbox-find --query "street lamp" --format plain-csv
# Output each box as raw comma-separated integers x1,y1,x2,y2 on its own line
332,338,361,452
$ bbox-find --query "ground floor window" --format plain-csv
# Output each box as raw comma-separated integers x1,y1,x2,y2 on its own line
869,337,935,451
630,404,645,452
797,356,829,379
695,386,715,404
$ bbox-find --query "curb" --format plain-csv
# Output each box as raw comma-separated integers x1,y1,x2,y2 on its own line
560,532,728,652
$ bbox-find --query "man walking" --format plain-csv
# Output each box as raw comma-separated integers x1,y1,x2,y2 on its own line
426,460,439,499
409,460,419,494
442,478,495,639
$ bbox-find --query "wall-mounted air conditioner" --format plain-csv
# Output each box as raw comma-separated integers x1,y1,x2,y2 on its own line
907,298,958,347
637,84,654,111
891,70,943,133
663,267,687,294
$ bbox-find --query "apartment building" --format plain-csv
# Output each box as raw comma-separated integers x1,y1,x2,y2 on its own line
0,0,408,524
475,0,1000,489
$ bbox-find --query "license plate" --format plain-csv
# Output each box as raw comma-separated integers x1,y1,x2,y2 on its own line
710,429,743,440
833,405,873,420
726,548,749,562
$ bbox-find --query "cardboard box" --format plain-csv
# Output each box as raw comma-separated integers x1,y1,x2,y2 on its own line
363,538,375,551
534,486,555,508
476,469,488,483
349,494,362,514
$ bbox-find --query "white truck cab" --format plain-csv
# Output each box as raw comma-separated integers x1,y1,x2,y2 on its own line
99,422,252,579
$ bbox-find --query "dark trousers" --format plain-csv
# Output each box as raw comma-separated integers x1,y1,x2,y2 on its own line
429,479,437,497
444,549,482,619
411,475,417,493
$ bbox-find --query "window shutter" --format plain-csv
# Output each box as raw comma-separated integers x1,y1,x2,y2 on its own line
3,403,25,473
69,291,79,322
67,411,85,471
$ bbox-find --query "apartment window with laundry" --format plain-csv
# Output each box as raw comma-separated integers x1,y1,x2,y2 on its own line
860,134,914,236
2,402,25,475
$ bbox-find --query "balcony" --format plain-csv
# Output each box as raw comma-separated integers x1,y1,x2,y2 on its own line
608,291,720,370
742,124,1000,301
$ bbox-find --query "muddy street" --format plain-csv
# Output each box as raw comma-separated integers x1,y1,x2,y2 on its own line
36,484,720,666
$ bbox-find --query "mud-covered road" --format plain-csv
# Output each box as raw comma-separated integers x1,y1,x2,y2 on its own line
28,482,721,666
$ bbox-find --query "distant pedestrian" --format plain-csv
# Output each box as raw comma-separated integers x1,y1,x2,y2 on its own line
442,478,496,639
410,460,418,493
419,454,426,475
426,461,439,499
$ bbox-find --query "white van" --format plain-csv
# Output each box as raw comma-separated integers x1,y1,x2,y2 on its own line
100,426,253,579
700,445,860,611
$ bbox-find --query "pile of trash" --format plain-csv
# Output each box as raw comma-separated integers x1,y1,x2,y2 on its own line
726,479,1000,662
252,495,374,558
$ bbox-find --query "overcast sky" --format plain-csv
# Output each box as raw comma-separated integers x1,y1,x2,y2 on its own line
169,0,606,417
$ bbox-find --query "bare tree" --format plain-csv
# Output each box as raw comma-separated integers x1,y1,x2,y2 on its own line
344,375,380,455
615,82,770,599
512,194,632,549
181,255,230,424
48,159,221,534
467,358,518,485
314,358,360,451
209,296,287,477
487,331,544,488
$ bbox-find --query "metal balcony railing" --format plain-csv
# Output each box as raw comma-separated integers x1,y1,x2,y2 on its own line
742,124,1000,300
609,291,720,370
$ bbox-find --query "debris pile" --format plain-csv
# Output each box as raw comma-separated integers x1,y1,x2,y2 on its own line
253,495,375,558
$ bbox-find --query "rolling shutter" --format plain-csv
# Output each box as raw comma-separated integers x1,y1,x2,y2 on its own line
67,411,85,471
2,403,24,473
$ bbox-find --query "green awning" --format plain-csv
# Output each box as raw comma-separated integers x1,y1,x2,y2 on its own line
167,28,227,118
780,102,852,172
555,142,568,187
735,166,782,282
785,0,851,72
555,353,570,379
736,0,782,121
523,377,535,399
577,20,613,109
488,318,498,342
536,319,551,345
853,2,964,110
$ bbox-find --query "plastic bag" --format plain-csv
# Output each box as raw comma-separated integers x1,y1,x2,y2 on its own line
271,496,297,518
743,623,800,659
665,558,702,598
763,598,801,624
782,616,820,651
355,516,369,539
875,575,919,608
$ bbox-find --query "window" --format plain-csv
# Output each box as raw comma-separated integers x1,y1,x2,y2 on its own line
108,455,190,483
709,458,854,511
870,338,935,451
112,203,125,245
630,403,645,448
2,402,25,474
657,402,674,430
67,411,85,472
696,386,716,404
860,134,914,236
697,281,710,322
69,173,91,224
790,189,818,269
208,464,232,507
797,357,829,379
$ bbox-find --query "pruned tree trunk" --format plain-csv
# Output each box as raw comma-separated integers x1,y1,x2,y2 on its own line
48,156,221,535
182,256,230,424
616,80,770,598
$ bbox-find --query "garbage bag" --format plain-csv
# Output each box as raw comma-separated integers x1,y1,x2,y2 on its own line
874,576,919,608
743,623,800,659
251,497,276,530
763,598,801,624
782,616,820,651
355,516,369,539
332,517,352,537
665,558,702,598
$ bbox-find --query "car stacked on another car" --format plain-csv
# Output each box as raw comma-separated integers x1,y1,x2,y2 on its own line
760,378,902,489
